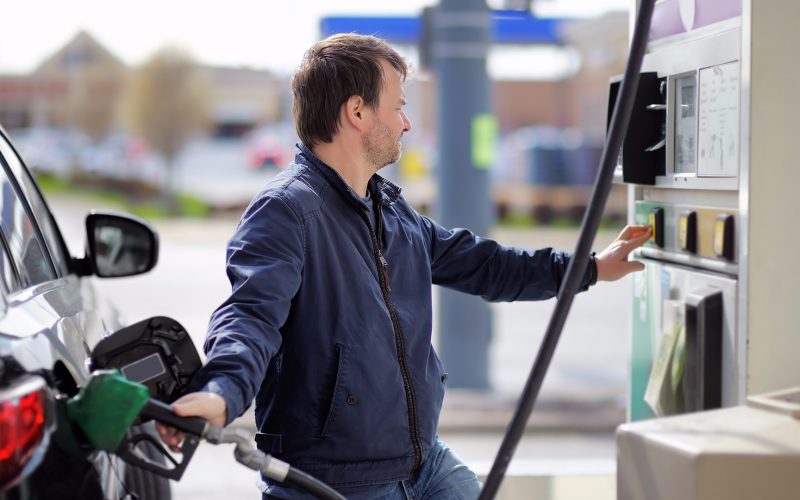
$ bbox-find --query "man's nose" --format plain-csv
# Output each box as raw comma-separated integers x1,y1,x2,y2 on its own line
402,111,412,133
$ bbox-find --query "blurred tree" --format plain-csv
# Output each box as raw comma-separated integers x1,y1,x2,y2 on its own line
69,78,120,142
121,46,210,211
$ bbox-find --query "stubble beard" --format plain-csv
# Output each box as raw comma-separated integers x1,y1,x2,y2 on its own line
363,121,402,171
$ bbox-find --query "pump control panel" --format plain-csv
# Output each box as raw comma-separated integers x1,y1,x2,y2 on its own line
635,202,737,268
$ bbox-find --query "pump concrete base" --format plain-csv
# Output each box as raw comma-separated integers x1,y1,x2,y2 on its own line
617,404,800,500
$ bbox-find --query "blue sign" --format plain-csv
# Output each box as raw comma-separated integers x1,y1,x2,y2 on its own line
320,10,572,45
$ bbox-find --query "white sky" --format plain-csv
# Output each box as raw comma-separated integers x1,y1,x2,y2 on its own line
0,0,628,76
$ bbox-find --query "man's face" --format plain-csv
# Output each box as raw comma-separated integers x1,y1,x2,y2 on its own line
362,60,412,170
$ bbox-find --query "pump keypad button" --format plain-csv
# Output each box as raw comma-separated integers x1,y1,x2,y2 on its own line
713,214,735,260
679,211,697,253
648,207,665,248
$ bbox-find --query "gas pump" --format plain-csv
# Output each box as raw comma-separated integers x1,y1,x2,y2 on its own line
617,1,743,420
615,0,800,498
615,0,800,421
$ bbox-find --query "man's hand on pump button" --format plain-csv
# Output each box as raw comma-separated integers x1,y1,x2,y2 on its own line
595,225,652,282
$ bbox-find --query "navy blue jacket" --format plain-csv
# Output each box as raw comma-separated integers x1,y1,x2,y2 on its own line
194,143,594,487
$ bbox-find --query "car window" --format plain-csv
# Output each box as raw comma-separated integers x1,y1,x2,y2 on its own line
0,231,19,295
0,131,70,276
0,164,57,290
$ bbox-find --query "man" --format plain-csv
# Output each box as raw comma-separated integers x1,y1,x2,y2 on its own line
158,34,651,498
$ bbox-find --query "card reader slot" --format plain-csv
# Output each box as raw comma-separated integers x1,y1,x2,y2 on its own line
683,286,723,413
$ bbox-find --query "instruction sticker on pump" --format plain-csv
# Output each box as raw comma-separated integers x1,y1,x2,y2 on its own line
697,61,740,177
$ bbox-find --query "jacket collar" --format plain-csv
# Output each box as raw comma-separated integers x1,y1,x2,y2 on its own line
295,142,401,206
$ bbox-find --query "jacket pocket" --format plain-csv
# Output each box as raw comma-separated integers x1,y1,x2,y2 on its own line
255,432,282,454
319,343,346,438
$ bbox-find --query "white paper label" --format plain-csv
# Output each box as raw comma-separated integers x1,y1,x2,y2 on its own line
697,61,740,177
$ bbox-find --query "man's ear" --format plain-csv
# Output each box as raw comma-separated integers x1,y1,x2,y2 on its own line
344,95,368,131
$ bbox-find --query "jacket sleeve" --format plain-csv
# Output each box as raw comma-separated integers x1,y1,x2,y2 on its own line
191,194,304,423
420,214,593,302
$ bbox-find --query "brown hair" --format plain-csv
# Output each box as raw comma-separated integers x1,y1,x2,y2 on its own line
291,34,408,147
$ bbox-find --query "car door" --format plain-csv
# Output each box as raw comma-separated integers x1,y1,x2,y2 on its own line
0,128,130,499
0,127,116,383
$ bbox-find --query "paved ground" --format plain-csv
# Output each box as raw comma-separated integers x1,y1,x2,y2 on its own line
172,432,616,500
48,193,630,499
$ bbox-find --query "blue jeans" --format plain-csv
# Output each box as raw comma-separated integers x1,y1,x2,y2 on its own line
261,439,481,499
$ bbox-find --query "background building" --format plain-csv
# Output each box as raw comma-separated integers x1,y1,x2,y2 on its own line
0,31,285,139
0,16,629,220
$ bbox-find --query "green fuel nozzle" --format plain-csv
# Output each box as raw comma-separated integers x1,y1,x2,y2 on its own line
65,370,206,480
65,371,345,499
66,370,150,451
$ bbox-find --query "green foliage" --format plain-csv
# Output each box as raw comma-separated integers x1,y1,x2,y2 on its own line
496,213,536,228
36,172,211,220
549,216,578,229
34,173,68,192
177,193,212,218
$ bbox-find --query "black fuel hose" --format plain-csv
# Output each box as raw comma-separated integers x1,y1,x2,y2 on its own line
284,467,347,500
203,425,346,500
477,0,657,498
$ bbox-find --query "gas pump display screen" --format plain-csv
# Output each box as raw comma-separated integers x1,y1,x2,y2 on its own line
697,61,740,177
674,75,697,174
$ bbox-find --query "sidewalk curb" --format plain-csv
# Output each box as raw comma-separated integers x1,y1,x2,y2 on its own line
229,393,626,435
438,402,625,434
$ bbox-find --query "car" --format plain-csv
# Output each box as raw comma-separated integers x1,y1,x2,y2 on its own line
244,122,296,170
0,123,171,499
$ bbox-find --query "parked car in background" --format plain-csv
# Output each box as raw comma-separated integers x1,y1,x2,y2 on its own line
6,127,73,175
0,124,170,499
244,122,296,170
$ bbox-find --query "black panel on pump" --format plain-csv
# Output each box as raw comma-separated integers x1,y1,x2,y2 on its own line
683,287,723,412
608,72,666,185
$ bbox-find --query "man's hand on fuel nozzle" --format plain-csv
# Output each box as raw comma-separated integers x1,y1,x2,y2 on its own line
595,225,651,282
155,391,227,452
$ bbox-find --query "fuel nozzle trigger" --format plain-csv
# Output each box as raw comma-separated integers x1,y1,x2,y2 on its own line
117,398,208,481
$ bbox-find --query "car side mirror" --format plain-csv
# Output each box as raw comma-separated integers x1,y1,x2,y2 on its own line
84,211,158,277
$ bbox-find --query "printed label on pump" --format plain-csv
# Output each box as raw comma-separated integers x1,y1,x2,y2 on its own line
697,61,740,178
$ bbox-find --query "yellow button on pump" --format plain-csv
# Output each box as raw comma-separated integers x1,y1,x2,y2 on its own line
679,211,697,253
648,207,665,247
713,214,735,260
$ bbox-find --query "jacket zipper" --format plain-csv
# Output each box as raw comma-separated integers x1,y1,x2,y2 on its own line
359,196,423,476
